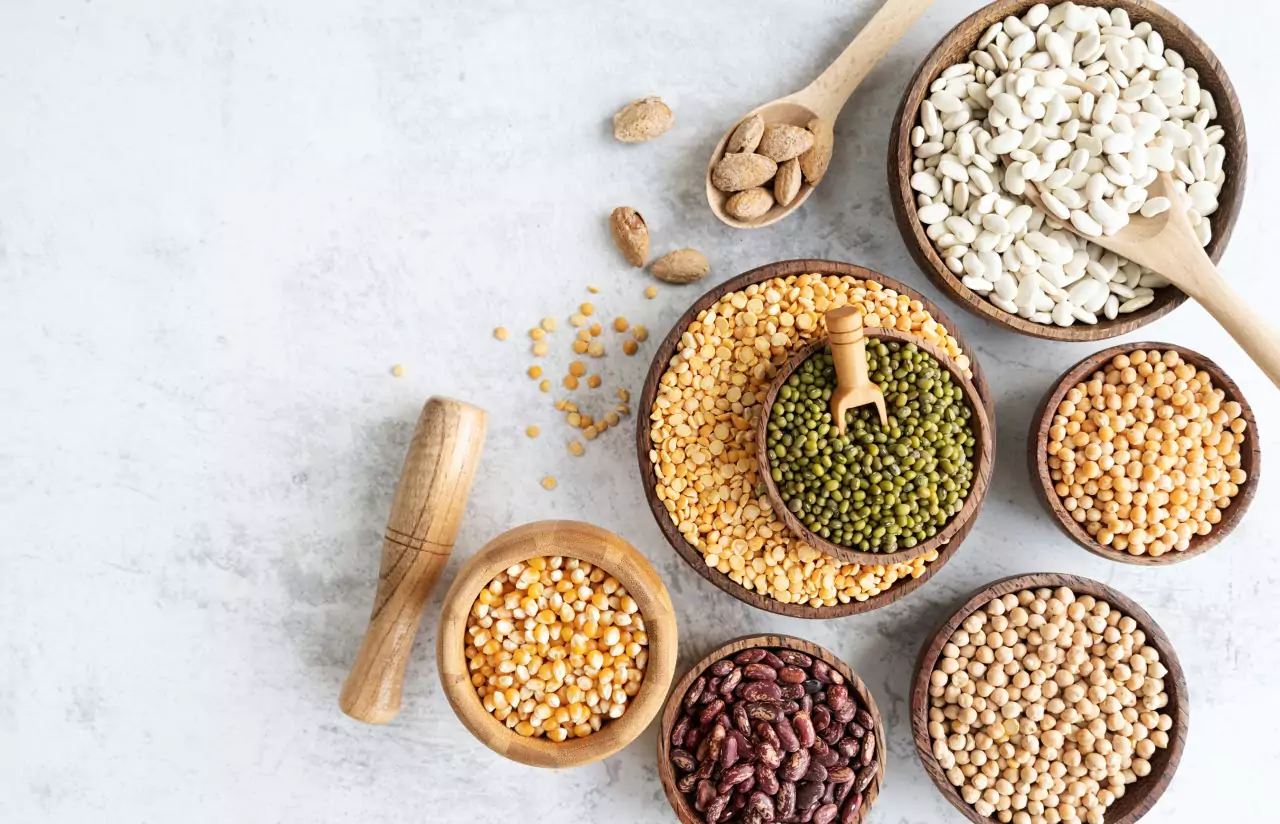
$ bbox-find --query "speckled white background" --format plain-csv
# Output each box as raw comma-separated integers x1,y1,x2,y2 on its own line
1,1,1276,821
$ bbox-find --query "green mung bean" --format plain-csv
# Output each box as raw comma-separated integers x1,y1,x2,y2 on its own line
766,341,977,554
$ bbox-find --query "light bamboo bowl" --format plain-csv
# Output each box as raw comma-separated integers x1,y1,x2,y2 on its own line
437,520,678,768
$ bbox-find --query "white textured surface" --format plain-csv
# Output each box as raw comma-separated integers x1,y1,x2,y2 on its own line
1,1,1276,822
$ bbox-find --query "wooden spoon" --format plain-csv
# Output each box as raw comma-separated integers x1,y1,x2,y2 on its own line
706,0,936,229
1027,173,1280,387
827,306,888,433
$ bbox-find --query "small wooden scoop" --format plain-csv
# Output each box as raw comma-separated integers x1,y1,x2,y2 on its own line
1028,172,1280,387
827,306,888,433
706,0,936,228
339,396,487,724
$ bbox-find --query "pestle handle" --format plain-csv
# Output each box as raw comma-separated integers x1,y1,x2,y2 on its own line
339,396,487,724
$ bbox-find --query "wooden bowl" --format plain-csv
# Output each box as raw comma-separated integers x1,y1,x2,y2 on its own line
1028,341,1261,565
636,259,995,618
756,329,995,566
436,520,678,768
658,634,887,824
888,0,1248,342
911,573,1189,824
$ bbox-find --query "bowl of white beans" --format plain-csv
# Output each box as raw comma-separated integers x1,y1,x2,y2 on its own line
889,0,1247,341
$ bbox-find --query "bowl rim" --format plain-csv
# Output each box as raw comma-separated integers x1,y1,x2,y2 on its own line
657,633,887,824
756,329,994,566
435,519,678,768
910,573,1189,824
887,0,1249,342
1027,341,1261,565
634,258,995,618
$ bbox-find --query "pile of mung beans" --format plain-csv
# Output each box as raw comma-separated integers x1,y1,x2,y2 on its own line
648,274,972,607
1044,348,1248,556
766,341,977,554
465,556,647,740
926,586,1174,824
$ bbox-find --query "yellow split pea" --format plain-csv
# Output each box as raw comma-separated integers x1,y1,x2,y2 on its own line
647,273,971,608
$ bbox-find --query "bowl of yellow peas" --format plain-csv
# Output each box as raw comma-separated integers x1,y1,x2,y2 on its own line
437,520,678,767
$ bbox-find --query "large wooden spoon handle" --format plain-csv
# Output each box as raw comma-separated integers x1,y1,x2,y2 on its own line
800,0,937,122
339,397,487,724
827,307,869,389
1184,269,1280,388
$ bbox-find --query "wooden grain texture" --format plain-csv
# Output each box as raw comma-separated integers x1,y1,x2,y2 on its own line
887,0,1247,342
635,259,994,618
1027,341,1261,566
435,520,678,768
707,0,936,229
827,306,888,430
657,634,887,824
339,397,487,724
756,328,994,566
910,573,1189,824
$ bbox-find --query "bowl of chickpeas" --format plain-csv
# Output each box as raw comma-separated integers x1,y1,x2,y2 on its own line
436,520,678,767
1029,343,1259,565
911,573,1188,824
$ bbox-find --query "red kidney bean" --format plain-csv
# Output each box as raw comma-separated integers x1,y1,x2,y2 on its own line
793,711,816,748
844,721,866,739
812,738,840,768
830,702,856,725
811,705,831,733
743,663,778,681
740,774,756,795
705,793,730,824
755,763,779,796
677,772,700,793
670,748,697,772
710,658,735,677
760,650,786,669
821,780,837,805
741,681,783,702
778,650,813,667
820,721,845,747
747,701,784,721
774,715,800,752
779,666,807,684
672,715,690,748
699,698,726,726
858,733,875,768
796,780,824,813
833,779,854,807
811,659,833,683
777,781,797,819
780,683,805,700
685,676,706,709
802,761,828,784
827,684,849,705
696,779,717,811
780,700,800,714
720,733,740,770
839,793,863,824
717,762,754,794
755,740,781,770
826,765,856,784
686,724,703,751
735,649,767,664
854,709,874,732
781,748,810,782
755,720,780,751
799,694,813,714
733,702,752,736
854,762,877,793
837,738,861,762
748,790,775,820
803,679,823,694
813,803,839,824
719,667,743,696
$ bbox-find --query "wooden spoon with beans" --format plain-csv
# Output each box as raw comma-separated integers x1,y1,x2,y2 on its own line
1025,172,1280,387
706,0,936,229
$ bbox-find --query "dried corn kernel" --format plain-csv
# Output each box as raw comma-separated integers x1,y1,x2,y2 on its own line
541,317,557,332
589,322,603,337
623,340,639,356
540,476,557,490
532,342,549,357
564,375,579,390
644,286,657,299
529,327,546,341
572,340,588,354
587,341,605,358
580,302,595,316
539,379,551,393
587,375,602,389
493,327,509,341
583,426,599,441
632,325,649,342
569,361,587,377
617,388,630,402
613,317,629,333
569,440,585,457
528,365,543,379
570,313,587,327
526,426,540,438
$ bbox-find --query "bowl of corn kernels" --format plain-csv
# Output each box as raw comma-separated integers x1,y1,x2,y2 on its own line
1029,342,1259,565
436,520,678,767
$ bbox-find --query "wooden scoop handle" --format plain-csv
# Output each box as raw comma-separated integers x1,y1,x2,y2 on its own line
827,307,871,391
339,396,487,724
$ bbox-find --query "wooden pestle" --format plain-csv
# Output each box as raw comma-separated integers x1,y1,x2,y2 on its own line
339,396,487,724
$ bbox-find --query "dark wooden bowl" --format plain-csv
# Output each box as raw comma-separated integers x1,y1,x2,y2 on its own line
911,573,1189,824
635,259,995,618
888,0,1248,342
756,329,995,566
658,634,887,824
1028,342,1261,566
